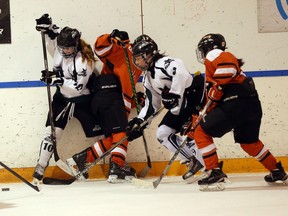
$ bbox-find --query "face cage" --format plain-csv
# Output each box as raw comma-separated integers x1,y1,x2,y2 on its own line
57,46,77,58
196,48,205,64
132,53,153,71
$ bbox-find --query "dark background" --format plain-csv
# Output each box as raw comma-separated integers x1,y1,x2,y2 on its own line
0,0,11,43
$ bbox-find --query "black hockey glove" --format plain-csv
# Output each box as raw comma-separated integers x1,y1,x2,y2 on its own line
40,70,55,84
161,91,180,110
51,77,64,86
126,117,147,141
40,69,64,85
110,29,129,44
35,14,59,40
36,14,52,32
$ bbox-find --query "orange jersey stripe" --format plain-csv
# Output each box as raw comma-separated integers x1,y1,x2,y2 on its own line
205,50,246,86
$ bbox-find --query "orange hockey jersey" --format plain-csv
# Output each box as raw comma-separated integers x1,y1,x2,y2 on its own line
205,49,246,86
94,34,143,115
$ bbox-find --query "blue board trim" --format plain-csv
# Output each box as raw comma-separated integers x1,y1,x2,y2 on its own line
0,70,288,89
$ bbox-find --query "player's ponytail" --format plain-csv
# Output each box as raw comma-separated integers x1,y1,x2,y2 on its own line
79,39,97,67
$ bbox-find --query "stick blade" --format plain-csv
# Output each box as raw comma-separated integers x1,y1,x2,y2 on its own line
152,179,161,188
42,177,76,185
131,178,154,189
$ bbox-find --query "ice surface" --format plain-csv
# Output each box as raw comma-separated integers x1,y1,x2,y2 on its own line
0,173,287,216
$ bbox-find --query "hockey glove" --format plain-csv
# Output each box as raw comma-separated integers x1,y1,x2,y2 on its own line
35,14,59,40
126,117,146,141
161,91,180,110
110,29,129,44
40,70,55,84
51,77,64,86
35,14,52,32
40,70,64,85
208,85,223,102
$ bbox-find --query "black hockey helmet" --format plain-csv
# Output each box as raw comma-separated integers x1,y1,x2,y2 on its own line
132,34,158,70
57,26,81,58
196,33,226,63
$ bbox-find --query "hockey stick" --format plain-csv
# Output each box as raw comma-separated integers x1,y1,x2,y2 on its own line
0,161,40,192
132,100,212,188
43,136,128,185
40,32,72,175
40,32,57,160
120,40,152,177
42,107,164,185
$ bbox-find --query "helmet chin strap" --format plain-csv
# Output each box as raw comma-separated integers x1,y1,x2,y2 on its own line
143,54,154,70
58,46,78,58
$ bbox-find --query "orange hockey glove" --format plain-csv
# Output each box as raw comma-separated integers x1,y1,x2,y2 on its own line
208,85,223,102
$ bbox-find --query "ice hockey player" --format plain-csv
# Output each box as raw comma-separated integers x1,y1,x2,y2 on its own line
126,34,206,181
194,33,288,190
70,30,143,183
32,14,103,183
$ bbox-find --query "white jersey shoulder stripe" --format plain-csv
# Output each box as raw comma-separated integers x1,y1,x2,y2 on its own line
94,43,113,56
215,67,238,76
206,49,223,62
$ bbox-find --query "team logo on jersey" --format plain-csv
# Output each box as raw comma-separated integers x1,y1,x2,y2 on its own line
75,84,83,91
78,69,87,77
172,67,177,75
164,58,174,70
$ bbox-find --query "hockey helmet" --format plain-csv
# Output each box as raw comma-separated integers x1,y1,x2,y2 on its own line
57,26,81,58
132,34,158,70
196,33,226,63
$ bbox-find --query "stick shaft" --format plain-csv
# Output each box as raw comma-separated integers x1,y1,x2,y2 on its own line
0,161,40,192
153,100,212,188
42,107,164,185
40,32,59,161
122,44,152,175
76,107,164,178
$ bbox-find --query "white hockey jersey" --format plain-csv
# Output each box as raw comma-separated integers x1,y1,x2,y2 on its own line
46,34,93,99
138,56,193,119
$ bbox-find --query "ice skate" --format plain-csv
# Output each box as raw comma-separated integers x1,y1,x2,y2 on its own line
182,156,204,183
66,149,89,181
31,177,42,191
264,161,288,185
107,159,137,184
198,162,228,191
32,163,47,181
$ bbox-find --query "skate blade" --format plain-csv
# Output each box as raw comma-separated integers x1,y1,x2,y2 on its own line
66,158,86,181
199,177,229,192
267,179,288,186
199,182,225,192
107,175,135,184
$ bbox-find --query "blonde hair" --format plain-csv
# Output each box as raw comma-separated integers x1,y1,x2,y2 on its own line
79,39,97,67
